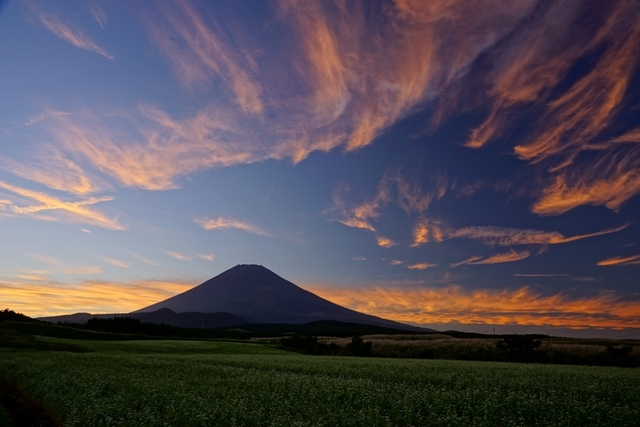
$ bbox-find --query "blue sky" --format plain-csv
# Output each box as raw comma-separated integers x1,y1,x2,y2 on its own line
1,0,639,337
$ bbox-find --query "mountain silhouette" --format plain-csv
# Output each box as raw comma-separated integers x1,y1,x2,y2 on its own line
136,264,427,331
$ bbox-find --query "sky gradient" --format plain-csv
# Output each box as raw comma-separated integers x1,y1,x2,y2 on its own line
1,0,639,337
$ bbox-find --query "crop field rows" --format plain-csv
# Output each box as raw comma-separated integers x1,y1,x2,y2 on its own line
1,338,639,427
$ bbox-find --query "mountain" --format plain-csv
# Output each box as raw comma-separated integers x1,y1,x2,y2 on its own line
135,264,429,331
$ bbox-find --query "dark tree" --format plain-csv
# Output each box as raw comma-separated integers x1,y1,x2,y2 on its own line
346,336,373,357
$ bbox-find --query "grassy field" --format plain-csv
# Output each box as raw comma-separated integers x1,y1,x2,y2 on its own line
1,337,639,427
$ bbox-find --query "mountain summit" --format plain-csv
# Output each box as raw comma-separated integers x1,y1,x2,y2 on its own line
137,264,425,331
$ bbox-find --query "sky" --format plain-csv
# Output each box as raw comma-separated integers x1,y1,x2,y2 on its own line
1,0,639,338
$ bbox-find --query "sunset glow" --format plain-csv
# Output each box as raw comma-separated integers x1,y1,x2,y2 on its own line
1,0,639,336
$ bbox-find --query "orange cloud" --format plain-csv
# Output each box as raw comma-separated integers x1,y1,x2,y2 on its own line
0,143,106,195
196,216,268,236
15,1,541,195
597,254,640,266
410,218,444,247
407,262,436,270
532,150,640,215
37,13,114,59
327,182,389,232
0,278,193,317
40,109,257,191
376,236,396,248
472,250,530,265
450,250,530,267
0,180,123,230
306,285,640,329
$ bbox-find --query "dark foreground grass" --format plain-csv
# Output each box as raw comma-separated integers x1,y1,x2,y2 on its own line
0,338,639,427
0,375,62,427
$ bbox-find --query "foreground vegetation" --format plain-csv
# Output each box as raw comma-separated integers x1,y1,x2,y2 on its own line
320,334,640,367
1,336,639,426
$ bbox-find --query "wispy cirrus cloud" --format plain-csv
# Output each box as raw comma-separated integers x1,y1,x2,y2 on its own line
461,0,640,215
145,1,262,114
37,13,114,59
450,250,530,267
513,273,569,277
532,148,640,215
194,253,215,262
21,0,536,192
472,250,531,265
196,216,268,236
97,256,130,268
128,251,157,266
0,142,107,195
447,224,627,246
0,180,123,230
23,252,102,275
597,254,640,266
327,182,389,232
89,4,107,29
163,251,193,261
407,262,437,270
307,285,640,329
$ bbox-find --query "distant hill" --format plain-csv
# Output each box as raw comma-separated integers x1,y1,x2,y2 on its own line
40,308,249,330
136,264,431,331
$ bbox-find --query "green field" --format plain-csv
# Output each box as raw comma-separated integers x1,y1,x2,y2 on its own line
1,337,639,427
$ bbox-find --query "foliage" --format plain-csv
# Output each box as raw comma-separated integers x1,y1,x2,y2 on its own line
280,334,340,355
496,335,542,362
0,339,639,426
0,309,39,323
345,335,373,357
85,316,142,334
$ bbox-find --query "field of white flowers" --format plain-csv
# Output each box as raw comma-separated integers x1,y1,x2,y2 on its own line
1,338,639,426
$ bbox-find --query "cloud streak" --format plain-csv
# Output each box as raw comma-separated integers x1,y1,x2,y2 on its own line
407,263,437,270
447,224,627,246
597,254,640,266
38,13,114,59
450,250,530,267
0,180,123,230
97,256,130,268
196,216,268,236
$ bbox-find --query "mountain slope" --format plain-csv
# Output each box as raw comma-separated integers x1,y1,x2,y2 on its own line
136,264,430,331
